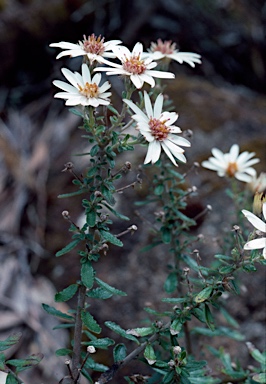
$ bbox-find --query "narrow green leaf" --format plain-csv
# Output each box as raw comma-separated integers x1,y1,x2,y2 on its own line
195,286,213,303
105,321,139,344
126,327,154,337
81,311,101,334
101,185,116,206
163,370,175,384
68,107,83,117
220,307,239,328
0,333,22,352
102,203,129,221
55,240,80,257
144,344,156,365
81,262,95,289
204,304,215,331
249,348,266,365
82,338,114,349
95,277,127,296
0,353,6,370
99,230,123,247
58,189,87,198
55,348,73,356
154,184,164,195
55,284,78,302
42,304,74,320
113,343,127,362
162,297,186,304
170,319,182,336
219,265,235,274
90,144,99,156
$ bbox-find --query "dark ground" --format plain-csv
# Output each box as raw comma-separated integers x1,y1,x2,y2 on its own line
0,1,265,382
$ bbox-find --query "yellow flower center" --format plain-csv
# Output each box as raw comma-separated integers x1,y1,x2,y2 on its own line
226,162,238,177
123,55,146,74
82,34,105,55
149,118,170,141
78,82,99,98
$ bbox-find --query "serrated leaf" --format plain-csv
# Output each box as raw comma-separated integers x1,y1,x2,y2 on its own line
55,348,72,356
81,311,101,334
204,304,215,331
42,304,74,320
55,284,78,302
81,262,95,289
113,344,127,362
95,277,127,296
56,240,80,257
164,272,177,293
0,333,22,352
7,353,43,372
99,230,123,247
195,286,213,303
105,321,139,344
144,344,156,365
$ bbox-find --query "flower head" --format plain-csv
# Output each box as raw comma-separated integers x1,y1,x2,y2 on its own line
53,63,111,107
248,172,266,194
201,144,259,183
123,92,190,166
50,34,122,64
242,203,266,258
142,39,202,68
94,42,175,89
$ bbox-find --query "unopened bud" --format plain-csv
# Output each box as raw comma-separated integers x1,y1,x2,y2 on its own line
62,211,70,219
173,346,182,355
87,345,96,354
94,191,102,198
125,161,131,170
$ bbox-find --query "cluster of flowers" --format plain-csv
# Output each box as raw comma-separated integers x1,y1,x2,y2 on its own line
50,34,266,258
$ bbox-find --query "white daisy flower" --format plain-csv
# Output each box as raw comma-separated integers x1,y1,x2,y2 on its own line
94,42,175,89
50,34,122,64
142,39,201,68
201,144,259,183
242,203,266,258
53,63,111,107
248,172,266,193
123,91,190,166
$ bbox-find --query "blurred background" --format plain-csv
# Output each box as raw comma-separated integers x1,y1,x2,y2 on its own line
0,0,265,382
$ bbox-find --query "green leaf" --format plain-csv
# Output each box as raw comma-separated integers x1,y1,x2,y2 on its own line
0,353,6,370
55,240,80,257
55,348,72,356
6,374,19,384
163,370,175,384
170,319,183,335
95,277,127,297
86,210,97,227
101,184,116,206
55,284,78,302
90,144,99,156
81,262,95,289
252,373,266,383
161,226,172,244
0,333,22,352
195,287,213,303
220,307,239,328
86,287,113,300
82,338,115,349
58,189,87,198
81,311,101,334
219,265,235,274
68,107,83,117
204,304,215,331
126,327,154,337
102,203,129,221
249,348,266,365
154,184,164,195
193,326,244,340
7,353,43,372
164,272,177,293
42,304,74,320
144,344,156,365
105,321,139,344
113,344,127,362
162,297,186,304
99,230,123,247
